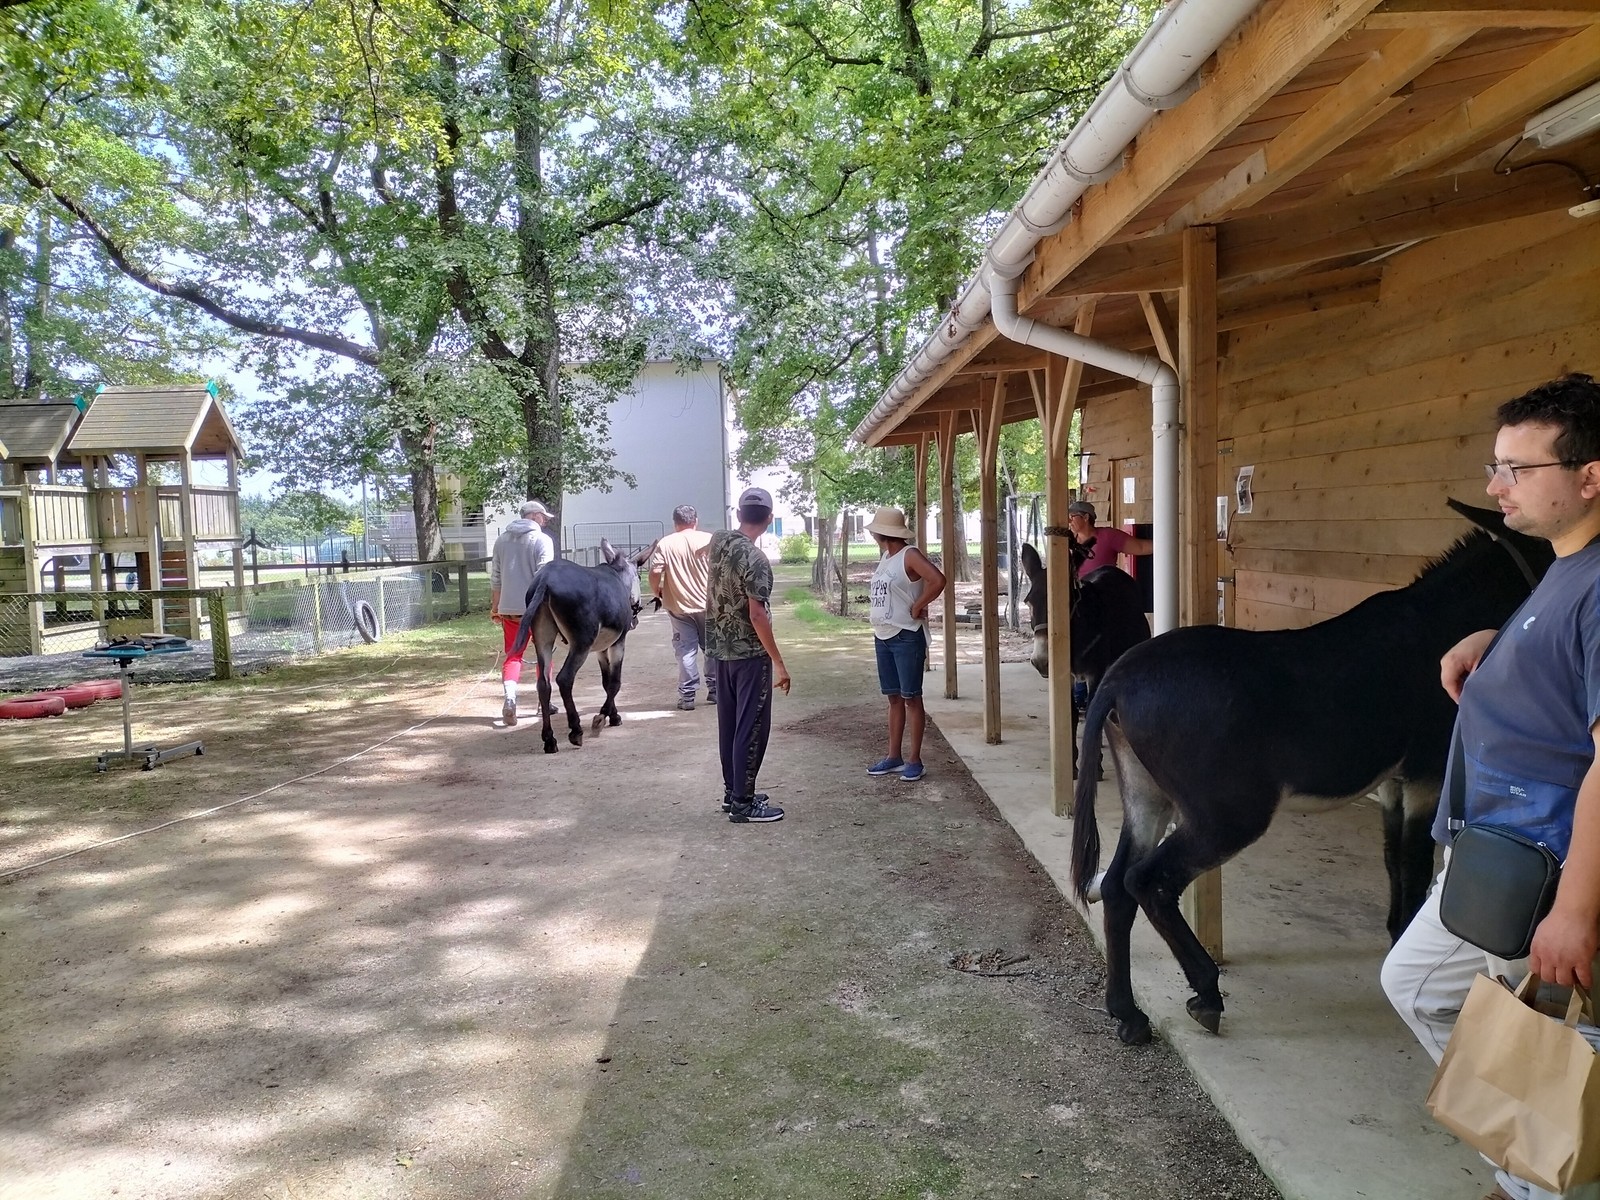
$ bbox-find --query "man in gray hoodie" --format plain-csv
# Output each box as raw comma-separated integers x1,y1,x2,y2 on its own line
490,500,556,725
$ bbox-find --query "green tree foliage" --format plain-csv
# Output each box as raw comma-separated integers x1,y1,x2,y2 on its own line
691,0,1153,530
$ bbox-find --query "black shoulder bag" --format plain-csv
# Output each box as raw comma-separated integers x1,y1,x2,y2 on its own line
1437,721,1563,960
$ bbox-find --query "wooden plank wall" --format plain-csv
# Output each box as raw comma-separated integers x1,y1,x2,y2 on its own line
1081,208,1600,631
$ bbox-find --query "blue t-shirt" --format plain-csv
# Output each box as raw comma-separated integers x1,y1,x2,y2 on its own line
1435,540,1600,859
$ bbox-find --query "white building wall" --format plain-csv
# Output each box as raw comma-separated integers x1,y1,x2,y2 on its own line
488,361,736,554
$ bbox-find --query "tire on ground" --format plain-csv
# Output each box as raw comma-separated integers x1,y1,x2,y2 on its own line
354,600,380,643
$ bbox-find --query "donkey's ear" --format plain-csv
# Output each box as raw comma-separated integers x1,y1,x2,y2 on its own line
599,537,617,563
1020,543,1044,574
1447,499,1507,536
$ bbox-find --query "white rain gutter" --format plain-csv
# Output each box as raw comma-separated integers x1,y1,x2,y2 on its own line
988,268,1179,632
852,0,1263,632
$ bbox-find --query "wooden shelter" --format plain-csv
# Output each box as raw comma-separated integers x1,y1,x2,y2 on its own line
1,383,245,652
855,0,1600,953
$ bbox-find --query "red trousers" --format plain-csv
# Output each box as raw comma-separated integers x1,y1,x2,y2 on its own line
498,616,540,684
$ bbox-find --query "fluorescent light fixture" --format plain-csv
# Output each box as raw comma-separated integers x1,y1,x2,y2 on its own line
1523,79,1600,149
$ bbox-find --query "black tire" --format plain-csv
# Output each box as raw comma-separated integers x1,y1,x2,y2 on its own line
354,599,379,643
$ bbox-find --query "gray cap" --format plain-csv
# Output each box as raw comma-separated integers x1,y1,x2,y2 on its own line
737,486,774,510
1067,500,1096,519
520,499,551,518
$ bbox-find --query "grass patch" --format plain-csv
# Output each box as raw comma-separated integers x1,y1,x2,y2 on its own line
782,586,864,634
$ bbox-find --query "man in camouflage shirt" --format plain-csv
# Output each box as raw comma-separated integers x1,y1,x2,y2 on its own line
708,486,792,823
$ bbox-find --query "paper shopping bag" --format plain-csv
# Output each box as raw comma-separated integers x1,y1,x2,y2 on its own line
1426,973,1600,1193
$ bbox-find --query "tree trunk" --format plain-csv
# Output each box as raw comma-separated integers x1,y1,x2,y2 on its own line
837,507,850,617
399,423,443,561
951,487,972,582
22,206,50,399
812,510,836,595
506,28,565,557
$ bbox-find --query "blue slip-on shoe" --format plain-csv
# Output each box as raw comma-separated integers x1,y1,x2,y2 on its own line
867,757,906,776
900,762,926,782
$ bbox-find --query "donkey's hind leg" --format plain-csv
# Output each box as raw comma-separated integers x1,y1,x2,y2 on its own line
1124,827,1227,1034
594,640,625,731
534,633,560,754
1099,736,1177,1045
555,643,593,748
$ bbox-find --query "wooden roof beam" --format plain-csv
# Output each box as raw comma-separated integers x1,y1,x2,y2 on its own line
1363,0,1600,29
1047,155,1589,296
1158,26,1473,230
1017,0,1388,313
1336,22,1600,193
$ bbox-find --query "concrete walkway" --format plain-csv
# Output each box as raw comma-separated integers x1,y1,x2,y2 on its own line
925,660,1492,1200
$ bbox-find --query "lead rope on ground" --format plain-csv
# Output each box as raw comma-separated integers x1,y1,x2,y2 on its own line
0,650,503,884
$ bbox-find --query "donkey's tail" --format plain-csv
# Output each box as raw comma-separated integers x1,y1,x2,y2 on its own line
1071,682,1115,906
509,574,550,661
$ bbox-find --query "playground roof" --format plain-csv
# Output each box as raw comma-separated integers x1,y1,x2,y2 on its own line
0,402,83,466
67,384,244,459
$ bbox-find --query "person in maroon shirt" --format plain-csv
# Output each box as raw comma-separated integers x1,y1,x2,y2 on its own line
1065,500,1152,577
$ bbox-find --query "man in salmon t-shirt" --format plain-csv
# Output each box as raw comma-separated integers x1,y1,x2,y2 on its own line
1065,500,1152,577
648,504,716,711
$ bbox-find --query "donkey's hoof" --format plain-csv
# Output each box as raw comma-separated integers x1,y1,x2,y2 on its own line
607,712,622,727
1116,1017,1152,1046
569,730,584,747
1186,996,1223,1035
542,739,558,755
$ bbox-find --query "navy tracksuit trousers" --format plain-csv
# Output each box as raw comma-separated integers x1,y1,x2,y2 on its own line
714,655,772,801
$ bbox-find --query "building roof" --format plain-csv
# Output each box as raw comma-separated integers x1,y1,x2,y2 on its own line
67,383,244,458
0,402,83,465
859,4,1600,446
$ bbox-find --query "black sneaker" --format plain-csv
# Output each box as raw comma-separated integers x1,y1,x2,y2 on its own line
706,691,718,705
677,698,695,711
728,797,783,823
720,791,766,813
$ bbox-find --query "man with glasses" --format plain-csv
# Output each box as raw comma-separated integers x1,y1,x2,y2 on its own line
1381,373,1600,1200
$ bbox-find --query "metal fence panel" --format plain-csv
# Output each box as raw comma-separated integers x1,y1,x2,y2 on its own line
0,561,491,693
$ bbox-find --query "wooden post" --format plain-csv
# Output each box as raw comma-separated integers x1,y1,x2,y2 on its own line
376,574,387,639
977,375,1006,745
207,589,233,680
140,453,165,634
914,433,931,673
936,411,960,700
227,449,245,593
1180,225,1224,961
459,564,469,616
310,581,323,655
1037,300,1096,817
178,450,201,636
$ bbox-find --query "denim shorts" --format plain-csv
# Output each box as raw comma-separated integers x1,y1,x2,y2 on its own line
875,626,926,698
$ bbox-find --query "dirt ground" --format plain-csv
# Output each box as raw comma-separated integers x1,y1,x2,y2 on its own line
0,572,1278,1199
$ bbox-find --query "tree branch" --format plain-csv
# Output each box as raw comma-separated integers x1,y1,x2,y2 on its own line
786,21,883,67
3,152,380,365
575,191,669,237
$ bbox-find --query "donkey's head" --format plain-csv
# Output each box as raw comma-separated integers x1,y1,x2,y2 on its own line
1019,542,1081,678
599,538,644,627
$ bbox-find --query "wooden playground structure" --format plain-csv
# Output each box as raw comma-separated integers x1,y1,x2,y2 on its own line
0,382,245,654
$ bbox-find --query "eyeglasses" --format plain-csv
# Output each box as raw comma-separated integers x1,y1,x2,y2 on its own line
1484,460,1581,486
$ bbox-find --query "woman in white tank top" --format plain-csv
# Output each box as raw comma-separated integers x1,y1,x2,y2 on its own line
864,506,947,782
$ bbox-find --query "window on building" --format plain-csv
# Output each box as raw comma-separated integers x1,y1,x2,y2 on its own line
771,517,783,537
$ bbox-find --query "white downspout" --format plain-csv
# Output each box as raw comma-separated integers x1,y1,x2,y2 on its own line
988,268,1179,634
856,0,1260,442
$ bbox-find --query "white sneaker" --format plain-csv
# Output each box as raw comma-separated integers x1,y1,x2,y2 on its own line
502,697,518,726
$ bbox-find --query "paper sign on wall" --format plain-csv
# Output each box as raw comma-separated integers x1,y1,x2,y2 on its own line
1122,475,1136,506
1235,465,1255,515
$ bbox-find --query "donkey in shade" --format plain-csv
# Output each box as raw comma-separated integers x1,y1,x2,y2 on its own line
510,540,644,754
1070,501,1553,1046
1018,539,1151,772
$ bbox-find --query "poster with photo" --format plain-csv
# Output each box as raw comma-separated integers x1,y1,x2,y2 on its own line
1235,465,1254,515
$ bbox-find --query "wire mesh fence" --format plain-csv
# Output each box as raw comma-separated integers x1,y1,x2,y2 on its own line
0,560,490,694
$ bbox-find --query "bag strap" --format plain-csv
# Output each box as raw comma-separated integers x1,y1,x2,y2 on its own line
1447,621,1516,833
1509,973,1595,1027
1564,981,1594,1029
